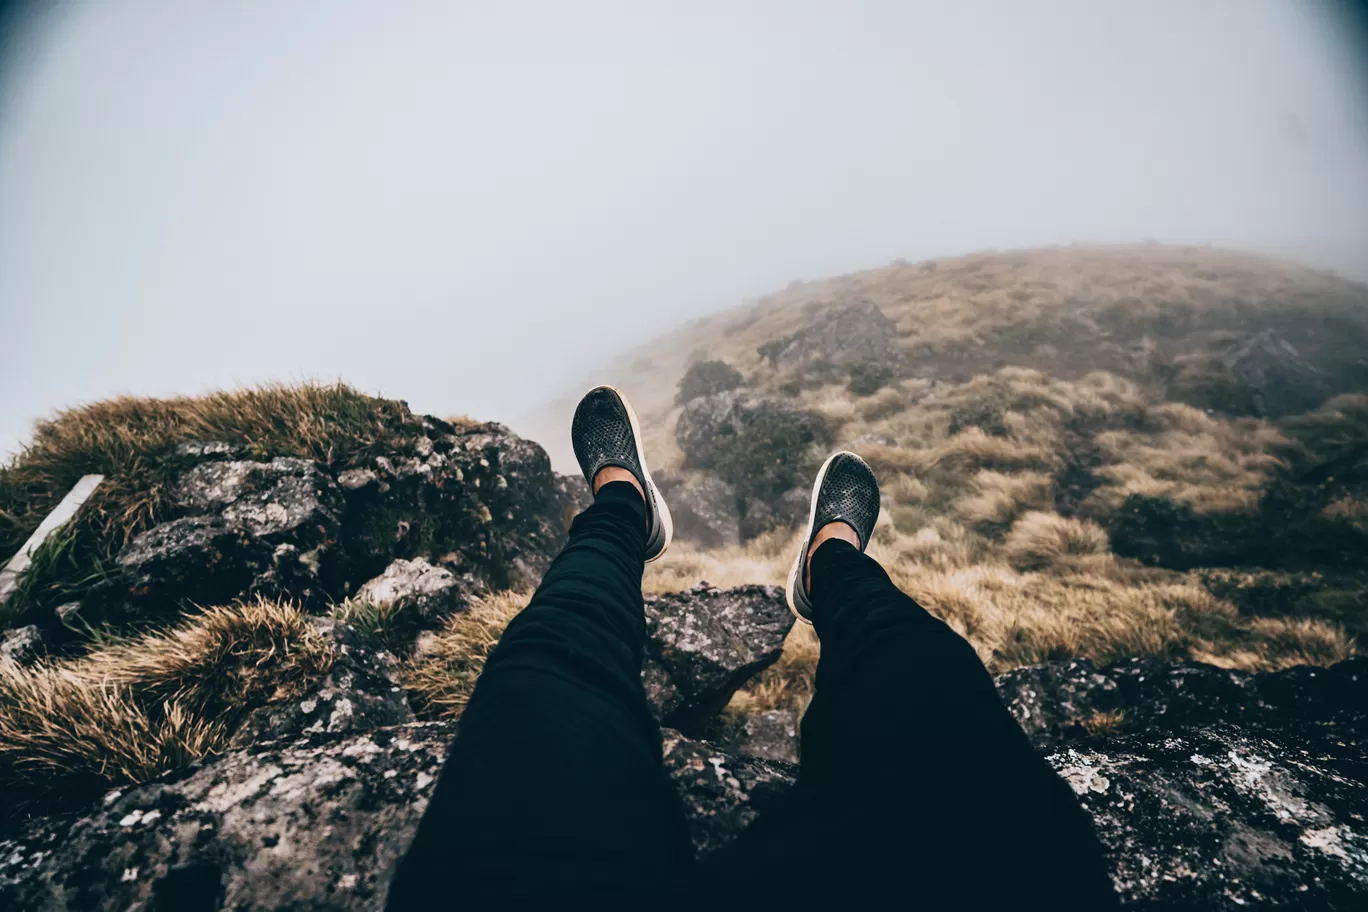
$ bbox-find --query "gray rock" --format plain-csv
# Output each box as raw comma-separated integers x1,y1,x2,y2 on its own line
173,440,241,460
111,423,572,623
0,625,42,666
735,709,800,764
1225,329,1332,418
176,457,342,546
230,618,413,747
757,298,901,367
654,472,741,548
661,727,798,861
1000,656,1368,909
4,657,1368,909
0,723,453,911
117,516,261,613
352,557,475,630
0,724,794,910
338,423,571,594
643,584,793,731
117,458,346,610
675,392,830,513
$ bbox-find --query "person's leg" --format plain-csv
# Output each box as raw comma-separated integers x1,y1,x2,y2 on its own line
385,479,691,907
706,452,1115,907
786,537,1118,907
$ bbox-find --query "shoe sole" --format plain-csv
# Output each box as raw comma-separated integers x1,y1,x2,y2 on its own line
784,450,843,624
595,384,674,562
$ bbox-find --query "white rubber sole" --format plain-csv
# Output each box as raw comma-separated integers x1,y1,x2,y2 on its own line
784,450,843,624
594,384,674,562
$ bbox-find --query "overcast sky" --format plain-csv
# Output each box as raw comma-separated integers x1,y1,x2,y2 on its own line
2,0,1366,460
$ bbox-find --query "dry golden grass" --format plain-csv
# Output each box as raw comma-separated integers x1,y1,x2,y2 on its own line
1002,511,1111,571
0,598,333,794
401,591,531,719
954,471,1055,529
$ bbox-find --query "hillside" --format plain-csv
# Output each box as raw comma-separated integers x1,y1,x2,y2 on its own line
566,244,1368,713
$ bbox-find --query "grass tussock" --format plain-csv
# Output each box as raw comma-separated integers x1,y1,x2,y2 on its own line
401,591,530,719
0,598,333,795
1002,511,1111,571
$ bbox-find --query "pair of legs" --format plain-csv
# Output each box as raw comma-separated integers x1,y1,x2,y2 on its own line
386,475,1118,908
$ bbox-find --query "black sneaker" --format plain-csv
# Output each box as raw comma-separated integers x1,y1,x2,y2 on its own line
571,385,674,562
785,451,881,623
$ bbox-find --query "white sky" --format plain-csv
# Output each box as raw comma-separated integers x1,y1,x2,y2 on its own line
2,0,1366,460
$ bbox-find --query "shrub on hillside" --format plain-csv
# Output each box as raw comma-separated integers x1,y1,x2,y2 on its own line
675,360,744,406
848,361,895,397
675,392,831,503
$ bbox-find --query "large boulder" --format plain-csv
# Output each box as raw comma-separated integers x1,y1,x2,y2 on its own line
642,584,793,732
675,392,830,512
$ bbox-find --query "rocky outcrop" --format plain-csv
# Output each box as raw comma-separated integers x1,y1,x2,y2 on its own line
999,656,1368,909
0,724,795,910
757,298,901,368
0,724,454,911
675,392,829,533
94,422,576,631
643,584,793,731
4,654,1367,909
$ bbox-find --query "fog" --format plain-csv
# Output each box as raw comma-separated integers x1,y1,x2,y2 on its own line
2,0,1366,460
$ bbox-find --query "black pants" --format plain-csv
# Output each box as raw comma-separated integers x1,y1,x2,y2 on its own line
387,482,1118,909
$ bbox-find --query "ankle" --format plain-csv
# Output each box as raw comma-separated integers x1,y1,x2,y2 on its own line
805,521,860,593
593,465,643,499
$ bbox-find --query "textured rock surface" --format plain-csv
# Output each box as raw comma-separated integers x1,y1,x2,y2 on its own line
642,584,793,731
661,728,798,860
0,724,453,911
4,656,1367,909
653,472,741,548
1002,656,1368,909
352,557,479,633
104,421,573,627
0,724,793,910
734,708,801,764
229,618,413,748
0,625,41,667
